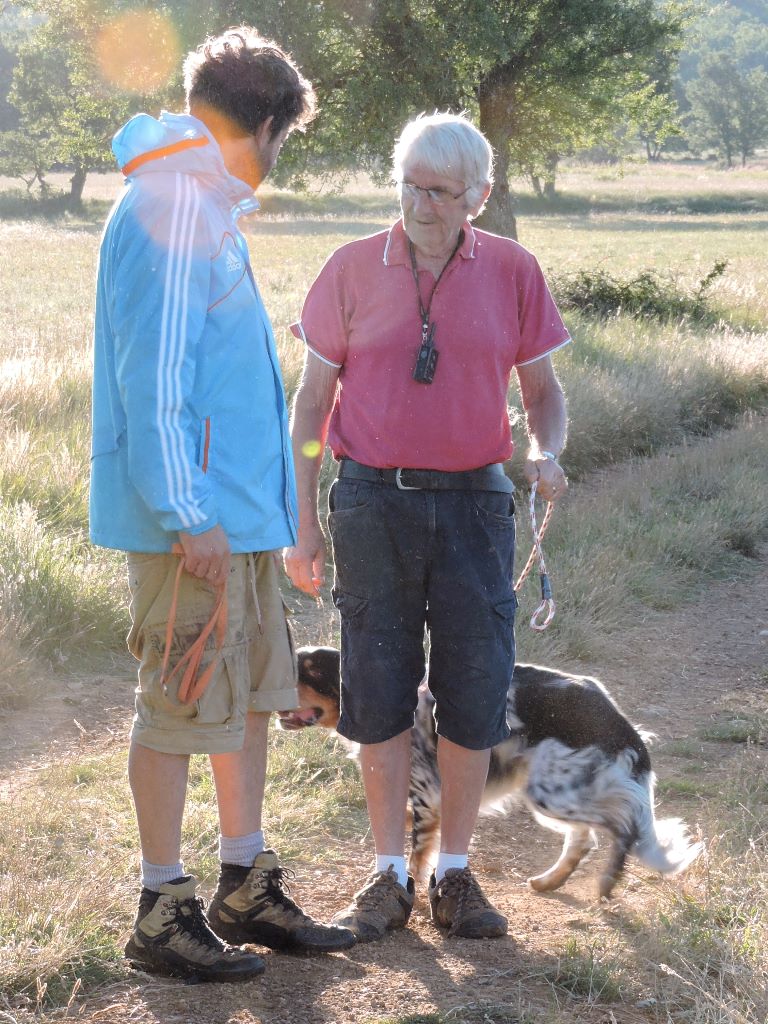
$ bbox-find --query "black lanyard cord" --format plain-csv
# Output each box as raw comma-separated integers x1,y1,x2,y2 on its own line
408,231,464,342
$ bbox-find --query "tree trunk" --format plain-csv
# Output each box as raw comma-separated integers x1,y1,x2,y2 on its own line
542,151,558,200
475,84,518,240
69,164,87,207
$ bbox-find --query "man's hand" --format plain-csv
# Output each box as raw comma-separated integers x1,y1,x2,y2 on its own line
284,523,327,597
178,524,231,584
523,456,568,503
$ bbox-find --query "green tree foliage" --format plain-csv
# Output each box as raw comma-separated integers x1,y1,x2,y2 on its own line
0,0,683,229
681,0,768,78
0,126,55,190
233,0,683,236
625,76,682,161
0,0,175,204
0,40,18,131
686,52,768,165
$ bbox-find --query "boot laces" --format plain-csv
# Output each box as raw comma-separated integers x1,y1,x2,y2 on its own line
257,865,310,922
440,869,490,936
174,895,226,950
356,871,399,912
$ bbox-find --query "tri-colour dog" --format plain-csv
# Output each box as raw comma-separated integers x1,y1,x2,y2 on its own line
279,646,702,900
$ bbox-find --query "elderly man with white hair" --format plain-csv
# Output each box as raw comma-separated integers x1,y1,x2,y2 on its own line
285,113,571,941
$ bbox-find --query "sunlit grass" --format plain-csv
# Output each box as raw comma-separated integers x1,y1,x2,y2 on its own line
2,160,767,1024
513,414,768,665
0,725,362,1011
1,707,764,1021
0,164,767,696
0,502,128,665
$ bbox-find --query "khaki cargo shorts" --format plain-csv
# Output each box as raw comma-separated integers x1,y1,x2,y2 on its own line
126,551,298,755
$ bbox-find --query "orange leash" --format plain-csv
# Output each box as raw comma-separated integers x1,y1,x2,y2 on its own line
159,544,229,705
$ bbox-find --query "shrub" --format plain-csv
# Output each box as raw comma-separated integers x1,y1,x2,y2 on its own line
554,261,728,323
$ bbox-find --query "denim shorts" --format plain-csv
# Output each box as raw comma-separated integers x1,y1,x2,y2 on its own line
328,477,516,749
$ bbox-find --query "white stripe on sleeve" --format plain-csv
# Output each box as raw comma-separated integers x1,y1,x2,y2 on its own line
156,174,206,528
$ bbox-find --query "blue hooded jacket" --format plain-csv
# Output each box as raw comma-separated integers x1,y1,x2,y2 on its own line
90,111,298,553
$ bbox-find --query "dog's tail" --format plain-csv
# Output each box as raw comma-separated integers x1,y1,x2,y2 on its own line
631,772,703,876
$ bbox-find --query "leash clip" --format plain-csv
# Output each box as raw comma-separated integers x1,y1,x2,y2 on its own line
530,572,555,631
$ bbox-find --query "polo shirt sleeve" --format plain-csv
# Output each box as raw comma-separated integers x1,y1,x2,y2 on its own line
290,252,348,367
514,253,571,366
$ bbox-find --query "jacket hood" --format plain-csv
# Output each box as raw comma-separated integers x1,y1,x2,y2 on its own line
112,111,258,213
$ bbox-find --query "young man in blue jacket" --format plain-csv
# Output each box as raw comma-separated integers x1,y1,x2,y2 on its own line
91,27,355,982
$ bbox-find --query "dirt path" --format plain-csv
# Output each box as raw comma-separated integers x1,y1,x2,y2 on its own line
2,555,766,1024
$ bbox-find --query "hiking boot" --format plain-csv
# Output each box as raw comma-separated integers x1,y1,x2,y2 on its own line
208,850,356,953
428,868,508,939
124,875,265,983
331,867,415,943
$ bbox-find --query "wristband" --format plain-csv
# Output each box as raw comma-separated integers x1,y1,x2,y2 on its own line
539,450,559,462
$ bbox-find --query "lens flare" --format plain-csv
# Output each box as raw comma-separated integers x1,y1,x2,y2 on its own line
301,440,322,458
96,10,179,94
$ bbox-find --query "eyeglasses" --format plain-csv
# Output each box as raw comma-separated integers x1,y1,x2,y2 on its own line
399,181,470,205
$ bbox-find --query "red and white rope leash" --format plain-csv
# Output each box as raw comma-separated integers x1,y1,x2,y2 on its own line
514,479,555,631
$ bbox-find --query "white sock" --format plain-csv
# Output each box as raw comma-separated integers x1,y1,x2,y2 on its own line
141,859,185,892
219,829,265,867
435,852,468,883
376,854,408,887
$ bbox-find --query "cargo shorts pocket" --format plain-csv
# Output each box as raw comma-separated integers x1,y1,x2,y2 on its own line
493,595,518,623
280,596,299,686
137,626,247,730
198,644,248,731
332,589,368,624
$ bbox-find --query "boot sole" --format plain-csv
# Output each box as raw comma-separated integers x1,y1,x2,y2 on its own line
125,940,265,983
211,917,356,953
127,956,266,983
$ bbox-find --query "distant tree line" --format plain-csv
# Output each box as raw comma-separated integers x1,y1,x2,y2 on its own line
0,0,766,236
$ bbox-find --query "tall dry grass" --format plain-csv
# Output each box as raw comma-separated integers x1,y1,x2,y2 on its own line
1,167,767,1019
0,726,365,1013
1,415,766,1018
510,414,768,664
1,167,767,698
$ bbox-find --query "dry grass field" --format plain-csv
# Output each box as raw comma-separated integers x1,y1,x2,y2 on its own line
0,159,767,1023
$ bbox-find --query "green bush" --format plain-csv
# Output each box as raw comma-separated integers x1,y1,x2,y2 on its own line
554,261,728,323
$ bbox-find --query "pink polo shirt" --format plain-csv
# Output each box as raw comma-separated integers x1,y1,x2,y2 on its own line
290,219,570,471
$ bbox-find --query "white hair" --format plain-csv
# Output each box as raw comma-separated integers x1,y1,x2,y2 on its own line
393,112,494,215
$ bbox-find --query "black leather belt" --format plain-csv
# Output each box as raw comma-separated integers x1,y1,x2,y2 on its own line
337,458,514,494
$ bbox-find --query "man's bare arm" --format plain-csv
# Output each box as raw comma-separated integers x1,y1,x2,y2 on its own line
284,351,341,595
515,355,568,503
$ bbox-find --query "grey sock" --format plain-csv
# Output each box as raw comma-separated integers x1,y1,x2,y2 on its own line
140,859,185,892
219,829,265,867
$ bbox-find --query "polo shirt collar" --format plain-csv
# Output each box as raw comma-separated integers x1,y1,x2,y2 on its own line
382,218,477,266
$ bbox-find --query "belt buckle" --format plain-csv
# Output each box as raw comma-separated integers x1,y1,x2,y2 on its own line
395,467,420,491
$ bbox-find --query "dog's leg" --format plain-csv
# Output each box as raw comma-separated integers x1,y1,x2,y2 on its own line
528,825,597,892
598,828,637,900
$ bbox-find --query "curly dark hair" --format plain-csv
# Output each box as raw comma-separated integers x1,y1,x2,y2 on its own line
183,26,316,139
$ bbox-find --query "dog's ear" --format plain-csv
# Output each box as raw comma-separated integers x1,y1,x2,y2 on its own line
296,646,342,697
315,647,341,679
297,647,332,682
299,655,322,681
